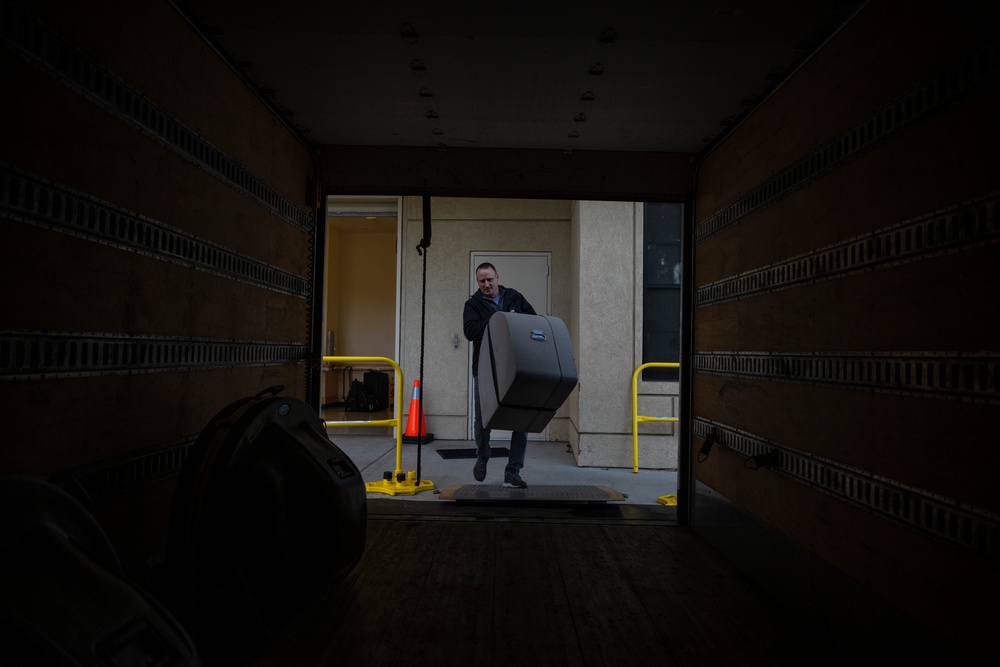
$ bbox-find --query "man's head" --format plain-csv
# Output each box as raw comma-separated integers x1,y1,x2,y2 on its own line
476,262,499,298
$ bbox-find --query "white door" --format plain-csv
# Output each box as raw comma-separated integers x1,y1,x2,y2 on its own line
468,252,551,441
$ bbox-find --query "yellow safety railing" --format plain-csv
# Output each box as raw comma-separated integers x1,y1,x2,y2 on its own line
322,356,433,496
631,362,680,474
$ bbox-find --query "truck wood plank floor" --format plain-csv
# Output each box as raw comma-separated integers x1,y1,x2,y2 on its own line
254,508,840,667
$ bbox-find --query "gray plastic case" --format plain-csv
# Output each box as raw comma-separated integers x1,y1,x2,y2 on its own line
478,312,578,432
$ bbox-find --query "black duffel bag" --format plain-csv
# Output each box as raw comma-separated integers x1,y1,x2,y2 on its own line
0,475,200,666
163,386,366,664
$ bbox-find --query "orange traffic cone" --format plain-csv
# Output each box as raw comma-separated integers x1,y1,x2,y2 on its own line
402,379,434,444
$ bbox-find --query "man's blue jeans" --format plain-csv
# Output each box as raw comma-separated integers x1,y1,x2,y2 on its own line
473,375,527,477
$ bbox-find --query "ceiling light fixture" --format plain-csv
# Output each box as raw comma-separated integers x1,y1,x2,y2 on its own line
574,113,587,123
410,59,427,73
426,110,439,119
418,87,434,98
599,28,616,45
567,130,580,139
580,91,595,102
588,63,604,76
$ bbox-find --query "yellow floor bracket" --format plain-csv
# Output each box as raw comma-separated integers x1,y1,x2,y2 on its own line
657,494,677,506
366,470,436,496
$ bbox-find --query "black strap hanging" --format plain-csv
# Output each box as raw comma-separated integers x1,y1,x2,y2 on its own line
417,195,432,255
414,195,432,483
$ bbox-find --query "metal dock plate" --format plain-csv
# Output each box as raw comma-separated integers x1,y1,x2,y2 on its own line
438,484,625,503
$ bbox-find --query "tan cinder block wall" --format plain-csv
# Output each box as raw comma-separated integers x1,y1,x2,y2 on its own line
570,201,677,469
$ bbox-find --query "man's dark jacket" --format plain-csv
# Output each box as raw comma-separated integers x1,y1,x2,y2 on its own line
463,286,536,376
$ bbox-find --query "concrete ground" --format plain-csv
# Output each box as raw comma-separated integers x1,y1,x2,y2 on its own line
327,432,678,507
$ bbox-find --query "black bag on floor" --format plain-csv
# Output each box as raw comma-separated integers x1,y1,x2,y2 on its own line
0,475,199,666
340,365,353,405
345,378,381,412
364,370,390,409
164,386,366,664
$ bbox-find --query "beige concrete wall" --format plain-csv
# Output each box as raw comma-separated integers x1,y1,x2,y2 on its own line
567,202,582,453
394,196,678,470
398,197,572,440
569,201,678,469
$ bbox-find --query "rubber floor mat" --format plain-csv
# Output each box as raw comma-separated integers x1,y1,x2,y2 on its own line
435,447,510,459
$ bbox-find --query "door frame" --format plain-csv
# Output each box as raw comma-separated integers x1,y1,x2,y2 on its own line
321,195,402,409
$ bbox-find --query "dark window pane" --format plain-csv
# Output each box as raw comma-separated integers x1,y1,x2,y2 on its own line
642,290,680,380
644,244,682,286
643,365,679,381
643,203,683,382
644,203,682,242
643,330,680,361
643,289,680,331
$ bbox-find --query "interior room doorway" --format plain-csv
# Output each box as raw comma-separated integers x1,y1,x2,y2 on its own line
322,196,401,418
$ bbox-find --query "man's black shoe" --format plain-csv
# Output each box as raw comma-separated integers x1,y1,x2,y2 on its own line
473,459,488,482
503,473,527,489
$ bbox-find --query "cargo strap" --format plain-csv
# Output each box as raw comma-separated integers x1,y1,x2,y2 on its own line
413,195,433,483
